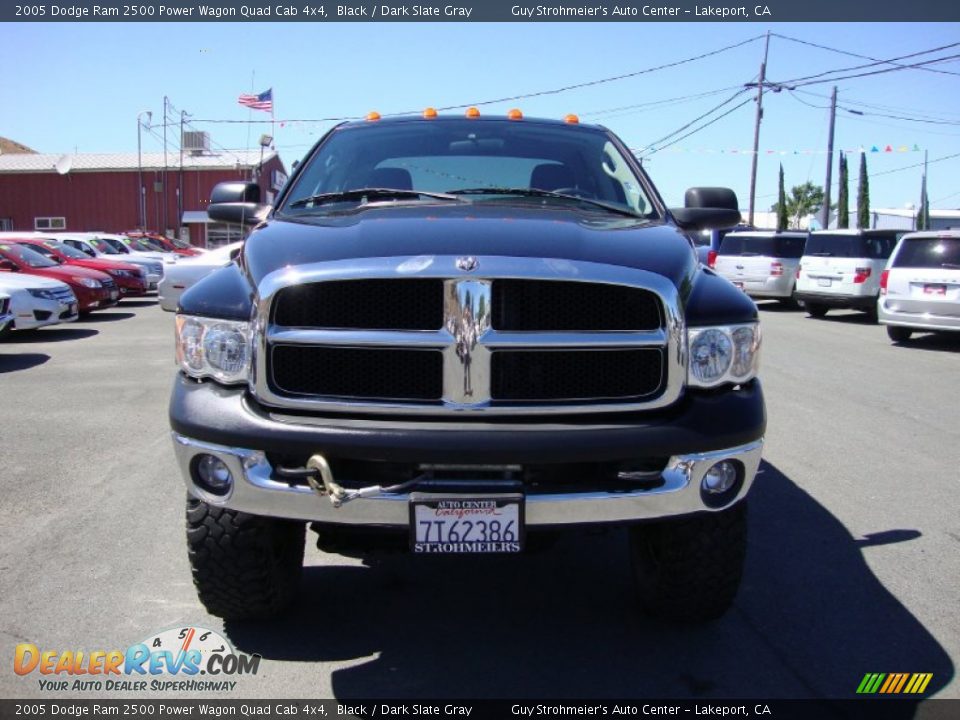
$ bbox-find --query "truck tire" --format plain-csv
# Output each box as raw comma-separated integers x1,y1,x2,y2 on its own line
805,302,828,318
186,496,305,620
629,501,747,622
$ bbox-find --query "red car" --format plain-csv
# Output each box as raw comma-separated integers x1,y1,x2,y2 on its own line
0,241,119,313
14,238,149,297
125,232,203,257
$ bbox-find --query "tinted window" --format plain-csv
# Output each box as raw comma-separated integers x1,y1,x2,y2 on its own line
805,233,900,259
45,241,90,260
892,238,960,268
719,235,805,258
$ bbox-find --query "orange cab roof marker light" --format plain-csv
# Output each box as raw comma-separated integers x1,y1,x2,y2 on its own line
507,109,523,120
423,107,438,119
564,114,580,124
465,107,480,118
366,111,381,121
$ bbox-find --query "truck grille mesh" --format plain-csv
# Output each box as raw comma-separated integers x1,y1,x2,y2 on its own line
492,280,661,331
273,279,444,330
271,345,444,401
491,349,664,401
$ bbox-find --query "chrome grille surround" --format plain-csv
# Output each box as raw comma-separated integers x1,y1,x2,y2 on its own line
252,255,686,416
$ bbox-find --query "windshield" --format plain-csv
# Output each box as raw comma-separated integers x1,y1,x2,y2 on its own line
280,119,655,217
126,238,160,252
0,243,58,268
45,241,90,260
806,232,901,259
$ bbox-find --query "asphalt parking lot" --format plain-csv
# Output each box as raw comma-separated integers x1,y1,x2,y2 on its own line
1,298,958,701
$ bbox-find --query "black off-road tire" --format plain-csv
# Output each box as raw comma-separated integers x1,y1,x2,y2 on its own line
886,326,913,343
805,302,829,318
629,501,748,623
186,496,305,620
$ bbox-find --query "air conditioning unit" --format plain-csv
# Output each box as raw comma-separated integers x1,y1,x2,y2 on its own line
182,131,210,155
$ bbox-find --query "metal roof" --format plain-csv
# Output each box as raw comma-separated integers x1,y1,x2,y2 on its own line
0,149,278,174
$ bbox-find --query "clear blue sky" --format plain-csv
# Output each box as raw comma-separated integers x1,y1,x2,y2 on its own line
4,21,960,211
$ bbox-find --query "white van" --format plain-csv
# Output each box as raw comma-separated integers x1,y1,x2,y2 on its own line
796,229,903,319
878,230,960,342
712,231,806,303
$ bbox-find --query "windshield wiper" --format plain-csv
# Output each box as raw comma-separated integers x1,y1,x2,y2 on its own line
448,187,642,218
288,188,462,209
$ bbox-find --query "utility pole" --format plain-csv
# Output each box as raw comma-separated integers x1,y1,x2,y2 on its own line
820,86,838,230
179,110,187,240
136,110,151,230
747,31,771,227
163,95,169,236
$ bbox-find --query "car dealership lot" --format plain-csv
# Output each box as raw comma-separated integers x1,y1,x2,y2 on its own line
0,301,957,700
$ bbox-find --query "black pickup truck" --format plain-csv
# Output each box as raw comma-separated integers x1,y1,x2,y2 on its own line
170,113,765,623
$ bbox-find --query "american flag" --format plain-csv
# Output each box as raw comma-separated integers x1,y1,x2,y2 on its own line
238,88,273,113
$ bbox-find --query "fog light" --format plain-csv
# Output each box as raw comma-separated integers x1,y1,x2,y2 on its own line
700,460,742,508
195,454,233,496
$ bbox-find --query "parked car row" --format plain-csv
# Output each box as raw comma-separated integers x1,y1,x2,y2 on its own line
0,230,186,337
708,228,960,343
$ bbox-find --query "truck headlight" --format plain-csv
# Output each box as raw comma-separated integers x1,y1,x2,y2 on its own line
688,323,760,388
175,315,251,385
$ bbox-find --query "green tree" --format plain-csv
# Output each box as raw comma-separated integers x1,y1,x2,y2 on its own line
776,164,788,231
771,182,824,229
857,153,870,229
837,152,849,229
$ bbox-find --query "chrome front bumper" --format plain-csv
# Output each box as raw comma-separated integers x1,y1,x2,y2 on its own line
172,434,764,527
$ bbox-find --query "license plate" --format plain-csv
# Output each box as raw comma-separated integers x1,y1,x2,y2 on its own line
818,278,832,287
149,282,158,290
732,281,745,291
923,284,946,295
70,303,78,315
410,494,524,554
110,290,119,300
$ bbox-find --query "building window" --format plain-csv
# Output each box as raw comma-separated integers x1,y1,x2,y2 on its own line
34,217,66,230
0,218,12,231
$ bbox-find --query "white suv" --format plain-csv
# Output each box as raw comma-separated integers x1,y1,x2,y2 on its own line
712,231,806,303
796,229,903,320
879,230,960,342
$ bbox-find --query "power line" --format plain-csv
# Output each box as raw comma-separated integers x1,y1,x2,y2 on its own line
582,85,745,118
193,35,767,126
871,151,960,177
639,88,753,154
771,33,960,77
789,53,960,88
640,97,755,157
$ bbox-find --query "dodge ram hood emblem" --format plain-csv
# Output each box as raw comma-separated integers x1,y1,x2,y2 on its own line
456,256,479,272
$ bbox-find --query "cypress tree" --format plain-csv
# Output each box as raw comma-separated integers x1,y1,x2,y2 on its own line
857,153,870,229
777,164,788,231
837,152,849,229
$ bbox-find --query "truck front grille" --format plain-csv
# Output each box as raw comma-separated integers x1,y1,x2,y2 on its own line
258,258,682,415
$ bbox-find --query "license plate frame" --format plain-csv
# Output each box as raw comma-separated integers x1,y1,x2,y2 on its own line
409,493,524,554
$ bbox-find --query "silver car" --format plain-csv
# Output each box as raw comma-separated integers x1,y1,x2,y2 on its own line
712,231,807,303
878,230,960,342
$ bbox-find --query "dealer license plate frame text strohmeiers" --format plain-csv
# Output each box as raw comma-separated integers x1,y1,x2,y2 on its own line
409,493,525,554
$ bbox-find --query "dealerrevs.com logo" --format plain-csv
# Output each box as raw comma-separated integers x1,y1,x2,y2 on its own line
14,626,259,693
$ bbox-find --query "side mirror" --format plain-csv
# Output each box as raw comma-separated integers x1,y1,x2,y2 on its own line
670,187,742,231
0,259,19,271
208,182,269,226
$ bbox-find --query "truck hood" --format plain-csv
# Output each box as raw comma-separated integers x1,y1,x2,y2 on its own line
243,204,697,290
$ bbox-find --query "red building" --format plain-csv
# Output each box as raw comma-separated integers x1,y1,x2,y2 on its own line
0,140,287,248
